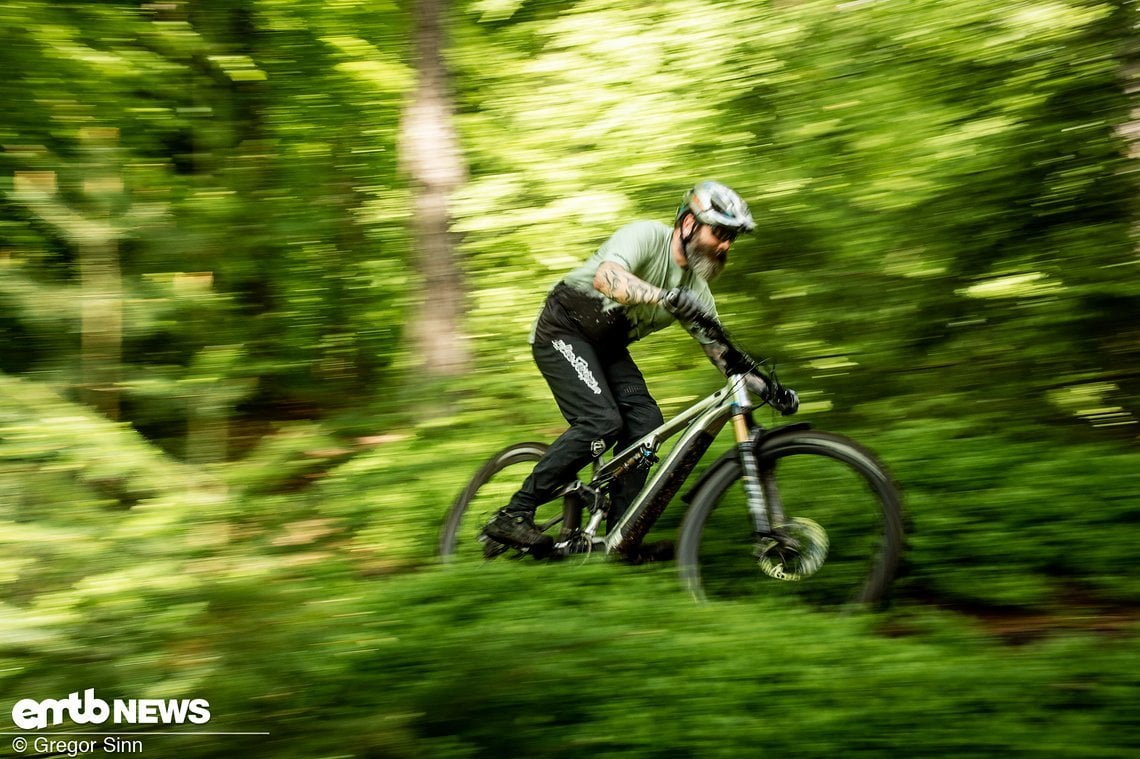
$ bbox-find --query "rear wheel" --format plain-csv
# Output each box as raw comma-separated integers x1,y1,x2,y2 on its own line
678,430,904,607
440,442,572,563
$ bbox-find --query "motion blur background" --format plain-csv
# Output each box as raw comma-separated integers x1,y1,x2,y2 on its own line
1,0,1137,756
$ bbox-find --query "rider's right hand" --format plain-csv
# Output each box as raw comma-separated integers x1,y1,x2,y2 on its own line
662,287,706,323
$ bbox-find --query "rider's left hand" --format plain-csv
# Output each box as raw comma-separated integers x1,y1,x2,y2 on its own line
770,386,799,416
745,375,799,416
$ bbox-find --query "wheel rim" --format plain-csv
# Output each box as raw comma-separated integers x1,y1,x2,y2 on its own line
441,444,575,564
683,436,902,607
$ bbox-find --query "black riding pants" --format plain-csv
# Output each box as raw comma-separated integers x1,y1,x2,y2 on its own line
507,330,664,528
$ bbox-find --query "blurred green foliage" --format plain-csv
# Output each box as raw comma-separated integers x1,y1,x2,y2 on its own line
1,0,1138,755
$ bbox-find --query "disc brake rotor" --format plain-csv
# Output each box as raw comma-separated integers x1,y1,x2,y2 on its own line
756,517,830,581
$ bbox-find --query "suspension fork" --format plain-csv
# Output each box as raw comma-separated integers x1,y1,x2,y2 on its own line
728,376,785,535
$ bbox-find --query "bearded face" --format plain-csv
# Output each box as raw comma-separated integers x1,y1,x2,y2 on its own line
683,232,728,282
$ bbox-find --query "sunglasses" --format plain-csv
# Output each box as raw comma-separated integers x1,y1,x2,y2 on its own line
706,224,739,243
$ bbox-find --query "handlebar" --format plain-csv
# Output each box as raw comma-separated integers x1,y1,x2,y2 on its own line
685,312,800,416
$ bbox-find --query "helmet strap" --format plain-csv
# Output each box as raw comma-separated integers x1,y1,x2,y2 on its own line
679,212,698,247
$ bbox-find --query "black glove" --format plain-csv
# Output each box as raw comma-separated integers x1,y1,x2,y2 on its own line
747,375,798,415
769,385,800,416
662,288,705,323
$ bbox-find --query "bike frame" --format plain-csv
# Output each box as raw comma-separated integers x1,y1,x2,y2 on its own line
556,370,777,555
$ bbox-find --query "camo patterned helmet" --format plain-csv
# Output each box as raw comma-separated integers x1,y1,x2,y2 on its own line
676,181,756,233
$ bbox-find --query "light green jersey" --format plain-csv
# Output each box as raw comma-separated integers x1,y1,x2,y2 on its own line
532,221,718,345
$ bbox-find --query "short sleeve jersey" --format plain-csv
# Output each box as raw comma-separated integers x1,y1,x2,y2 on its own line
532,221,718,345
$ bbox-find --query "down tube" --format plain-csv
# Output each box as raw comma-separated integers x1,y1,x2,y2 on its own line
606,405,732,553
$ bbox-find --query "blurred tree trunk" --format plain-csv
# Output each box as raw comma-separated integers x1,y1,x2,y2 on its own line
77,128,125,421
400,0,471,378
1125,18,1138,163
10,129,126,421
1127,55,1138,165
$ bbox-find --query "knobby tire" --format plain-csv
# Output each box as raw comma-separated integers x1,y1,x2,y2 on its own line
439,442,550,561
677,429,904,607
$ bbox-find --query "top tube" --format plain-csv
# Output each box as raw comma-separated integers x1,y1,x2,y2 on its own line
596,314,788,481
596,382,734,480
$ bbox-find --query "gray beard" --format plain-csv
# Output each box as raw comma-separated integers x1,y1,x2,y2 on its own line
685,245,725,282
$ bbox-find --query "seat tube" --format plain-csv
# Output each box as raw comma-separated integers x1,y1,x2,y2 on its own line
561,489,583,538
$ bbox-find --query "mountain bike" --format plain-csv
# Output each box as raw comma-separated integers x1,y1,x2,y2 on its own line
439,316,905,606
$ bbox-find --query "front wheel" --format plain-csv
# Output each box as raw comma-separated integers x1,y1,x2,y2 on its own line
677,429,904,607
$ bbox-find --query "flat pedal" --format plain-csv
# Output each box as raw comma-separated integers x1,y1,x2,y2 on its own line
478,533,510,559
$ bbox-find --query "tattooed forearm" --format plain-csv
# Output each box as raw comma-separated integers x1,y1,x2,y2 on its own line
703,341,768,395
593,262,666,305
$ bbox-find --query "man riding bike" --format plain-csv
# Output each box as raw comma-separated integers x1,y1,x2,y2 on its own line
482,181,796,560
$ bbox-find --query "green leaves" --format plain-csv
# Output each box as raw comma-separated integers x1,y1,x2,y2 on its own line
0,4,1136,754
